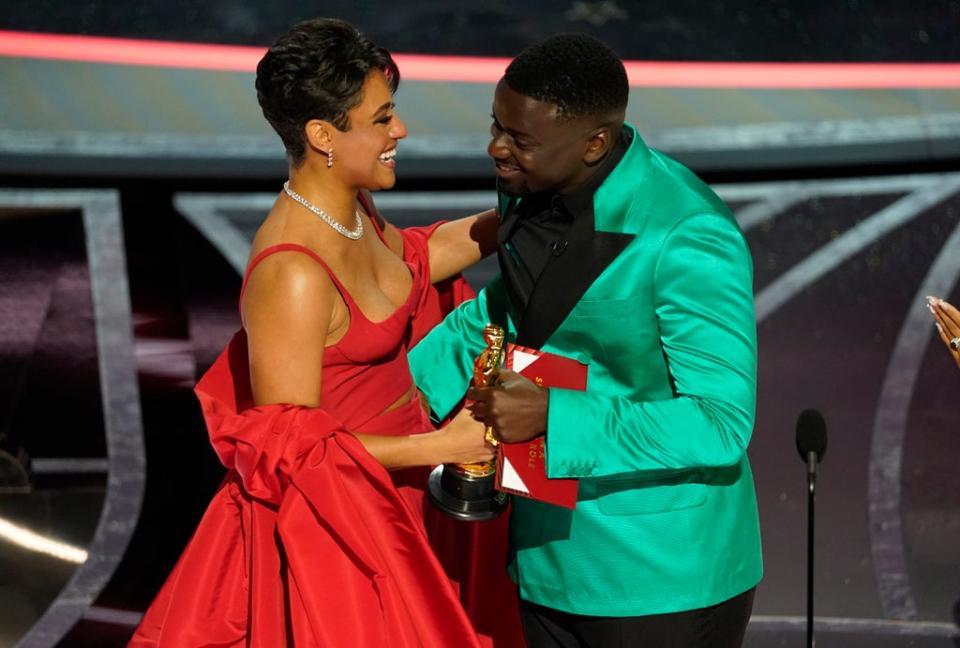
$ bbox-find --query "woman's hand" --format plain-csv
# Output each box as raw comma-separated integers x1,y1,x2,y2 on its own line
433,407,496,465
928,296,960,368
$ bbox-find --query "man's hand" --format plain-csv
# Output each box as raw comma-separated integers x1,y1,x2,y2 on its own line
467,370,548,444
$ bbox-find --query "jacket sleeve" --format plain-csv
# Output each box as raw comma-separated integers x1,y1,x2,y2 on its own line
408,276,507,420
545,212,757,478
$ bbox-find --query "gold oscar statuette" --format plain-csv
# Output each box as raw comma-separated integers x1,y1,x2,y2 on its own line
427,324,509,520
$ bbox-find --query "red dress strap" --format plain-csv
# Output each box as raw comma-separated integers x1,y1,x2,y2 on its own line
239,243,347,307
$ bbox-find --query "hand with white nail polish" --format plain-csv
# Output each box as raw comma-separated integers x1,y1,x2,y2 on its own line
927,295,960,368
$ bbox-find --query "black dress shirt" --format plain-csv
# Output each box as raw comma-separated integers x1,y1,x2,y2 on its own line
500,128,633,314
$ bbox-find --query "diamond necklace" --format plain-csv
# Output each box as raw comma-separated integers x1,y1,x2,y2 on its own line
282,181,364,240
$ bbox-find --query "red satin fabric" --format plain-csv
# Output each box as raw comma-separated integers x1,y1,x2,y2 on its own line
130,222,524,647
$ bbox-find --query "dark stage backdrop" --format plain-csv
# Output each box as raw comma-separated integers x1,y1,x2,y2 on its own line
1,1,959,179
3,0,959,61
2,176,959,647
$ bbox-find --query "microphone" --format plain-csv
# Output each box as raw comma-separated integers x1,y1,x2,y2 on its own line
796,408,827,487
795,408,826,648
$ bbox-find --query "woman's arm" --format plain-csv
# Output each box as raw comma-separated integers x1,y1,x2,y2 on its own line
244,251,335,407
425,209,498,283
360,189,498,283
242,251,492,468
354,408,493,469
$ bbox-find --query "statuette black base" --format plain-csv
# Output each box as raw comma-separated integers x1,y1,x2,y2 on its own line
427,464,508,521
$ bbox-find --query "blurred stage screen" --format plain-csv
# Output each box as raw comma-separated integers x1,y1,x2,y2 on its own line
1,1,959,179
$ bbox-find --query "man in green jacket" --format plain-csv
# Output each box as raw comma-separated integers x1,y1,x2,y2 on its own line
409,33,761,647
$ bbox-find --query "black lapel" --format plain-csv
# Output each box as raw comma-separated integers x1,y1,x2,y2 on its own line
516,208,633,349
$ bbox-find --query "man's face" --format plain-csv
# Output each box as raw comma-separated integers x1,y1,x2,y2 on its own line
487,80,597,197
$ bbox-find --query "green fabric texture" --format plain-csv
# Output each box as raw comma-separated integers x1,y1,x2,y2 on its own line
408,124,762,616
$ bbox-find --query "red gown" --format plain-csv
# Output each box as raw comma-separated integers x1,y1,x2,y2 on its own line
130,218,524,647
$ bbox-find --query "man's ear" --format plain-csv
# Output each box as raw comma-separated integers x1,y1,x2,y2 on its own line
583,126,613,165
304,119,334,156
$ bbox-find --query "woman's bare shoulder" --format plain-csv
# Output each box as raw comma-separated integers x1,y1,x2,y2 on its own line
246,249,336,306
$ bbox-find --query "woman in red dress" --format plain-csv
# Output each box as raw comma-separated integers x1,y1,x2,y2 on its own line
130,19,522,647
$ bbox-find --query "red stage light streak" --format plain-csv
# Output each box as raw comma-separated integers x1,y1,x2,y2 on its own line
1,30,959,89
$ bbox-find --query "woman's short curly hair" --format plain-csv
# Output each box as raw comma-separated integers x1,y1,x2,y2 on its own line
504,33,627,121
255,18,400,164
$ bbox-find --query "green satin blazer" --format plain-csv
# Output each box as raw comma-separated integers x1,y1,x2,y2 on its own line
409,124,762,616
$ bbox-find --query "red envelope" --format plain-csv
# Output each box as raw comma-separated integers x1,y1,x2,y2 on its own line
496,344,587,509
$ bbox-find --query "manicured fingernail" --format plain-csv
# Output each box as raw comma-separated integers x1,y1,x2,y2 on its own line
939,298,947,308
928,303,937,315
927,295,938,303
936,322,944,333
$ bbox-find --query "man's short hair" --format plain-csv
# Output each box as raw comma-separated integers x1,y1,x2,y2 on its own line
504,33,628,121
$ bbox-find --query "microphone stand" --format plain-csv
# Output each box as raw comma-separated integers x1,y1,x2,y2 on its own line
806,450,816,648
796,408,825,648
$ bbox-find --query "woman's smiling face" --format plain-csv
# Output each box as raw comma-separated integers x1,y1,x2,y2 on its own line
330,69,408,191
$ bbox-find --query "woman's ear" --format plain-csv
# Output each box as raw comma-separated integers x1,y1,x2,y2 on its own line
304,119,334,156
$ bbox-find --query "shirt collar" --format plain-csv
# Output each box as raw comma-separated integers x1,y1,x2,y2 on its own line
556,127,632,220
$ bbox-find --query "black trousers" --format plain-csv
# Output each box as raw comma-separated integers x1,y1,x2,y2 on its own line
520,587,755,648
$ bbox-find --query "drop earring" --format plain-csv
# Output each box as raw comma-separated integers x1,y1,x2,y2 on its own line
327,147,334,168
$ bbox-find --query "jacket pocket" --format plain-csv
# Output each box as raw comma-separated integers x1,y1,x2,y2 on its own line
596,477,707,516
571,297,636,319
